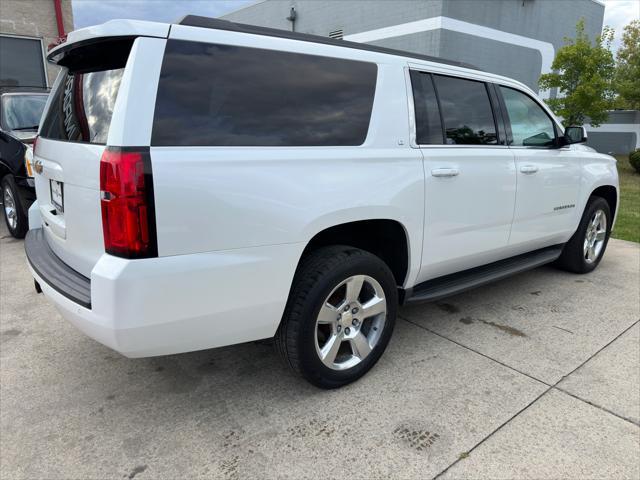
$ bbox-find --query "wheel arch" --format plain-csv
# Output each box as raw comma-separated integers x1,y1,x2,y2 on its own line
300,219,411,288
0,161,11,180
590,185,618,222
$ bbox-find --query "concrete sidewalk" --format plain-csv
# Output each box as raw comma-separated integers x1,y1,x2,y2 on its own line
1,219,638,479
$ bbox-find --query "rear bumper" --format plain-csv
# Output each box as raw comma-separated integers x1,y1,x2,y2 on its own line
25,228,91,308
26,227,304,358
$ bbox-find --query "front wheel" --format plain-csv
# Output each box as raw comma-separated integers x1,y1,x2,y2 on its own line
276,246,398,389
555,196,611,273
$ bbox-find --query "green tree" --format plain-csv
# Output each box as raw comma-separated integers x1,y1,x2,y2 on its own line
539,19,616,127
615,20,640,110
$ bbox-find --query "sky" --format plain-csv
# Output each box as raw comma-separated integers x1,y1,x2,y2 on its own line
602,0,640,51
72,0,256,27
73,0,639,52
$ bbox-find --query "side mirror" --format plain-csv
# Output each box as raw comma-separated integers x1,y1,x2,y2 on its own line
563,126,587,145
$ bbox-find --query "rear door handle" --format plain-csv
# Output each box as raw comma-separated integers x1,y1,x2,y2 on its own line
431,168,460,177
520,165,539,174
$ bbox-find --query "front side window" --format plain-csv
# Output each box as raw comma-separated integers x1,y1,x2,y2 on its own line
500,86,556,147
433,75,498,145
410,71,443,145
1,94,48,131
39,68,124,144
152,40,377,147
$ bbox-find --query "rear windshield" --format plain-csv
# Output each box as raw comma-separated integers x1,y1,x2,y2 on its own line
39,68,124,144
152,40,377,147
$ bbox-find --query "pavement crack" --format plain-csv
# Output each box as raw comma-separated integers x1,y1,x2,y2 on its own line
433,386,554,479
399,315,548,387
553,386,640,427
400,315,640,479
552,325,574,334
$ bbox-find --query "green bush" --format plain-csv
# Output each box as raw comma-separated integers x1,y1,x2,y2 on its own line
630,149,640,174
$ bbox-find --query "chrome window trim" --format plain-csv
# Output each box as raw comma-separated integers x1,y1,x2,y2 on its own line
417,144,510,149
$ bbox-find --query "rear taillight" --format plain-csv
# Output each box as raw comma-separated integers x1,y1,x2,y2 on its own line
25,136,39,177
99,147,157,259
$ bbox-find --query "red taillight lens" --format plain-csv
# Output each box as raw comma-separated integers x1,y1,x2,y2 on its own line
100,148,157,258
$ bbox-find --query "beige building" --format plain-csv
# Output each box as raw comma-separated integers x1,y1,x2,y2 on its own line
0,0,74,87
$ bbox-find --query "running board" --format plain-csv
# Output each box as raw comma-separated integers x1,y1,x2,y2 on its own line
404,245,564,304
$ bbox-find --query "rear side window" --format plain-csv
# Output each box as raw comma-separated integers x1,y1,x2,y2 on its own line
433,75,498,145
152,40,377,147
39,68,124,144
410,71,443,145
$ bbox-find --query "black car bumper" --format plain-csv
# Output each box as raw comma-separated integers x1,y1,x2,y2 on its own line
14,175,35,214
25,228,92,308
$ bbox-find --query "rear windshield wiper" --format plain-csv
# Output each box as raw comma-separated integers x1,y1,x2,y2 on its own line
12,125,39,131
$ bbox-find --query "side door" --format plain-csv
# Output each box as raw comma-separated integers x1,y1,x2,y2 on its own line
497,86,581,249
409,69,517,282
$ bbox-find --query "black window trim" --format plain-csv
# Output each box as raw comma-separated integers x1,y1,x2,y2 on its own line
495,84,564,150
488,83,507,146
406,69,445,146
407,67,507,149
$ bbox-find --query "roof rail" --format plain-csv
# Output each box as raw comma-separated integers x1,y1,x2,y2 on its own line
176,15,481,71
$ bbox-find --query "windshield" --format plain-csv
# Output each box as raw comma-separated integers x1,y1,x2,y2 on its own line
1,94,48,131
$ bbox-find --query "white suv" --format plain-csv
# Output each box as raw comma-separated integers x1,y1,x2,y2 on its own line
26,16,619,388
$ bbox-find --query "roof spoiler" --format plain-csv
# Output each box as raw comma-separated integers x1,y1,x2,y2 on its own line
47,19,170,64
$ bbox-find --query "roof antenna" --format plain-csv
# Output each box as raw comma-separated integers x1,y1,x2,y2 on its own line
286,7,297,32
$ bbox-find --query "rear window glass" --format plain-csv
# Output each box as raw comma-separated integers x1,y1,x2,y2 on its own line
152,40,378,147
39,68,124,144
433,75,498,145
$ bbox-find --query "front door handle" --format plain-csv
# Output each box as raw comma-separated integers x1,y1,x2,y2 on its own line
431,168,460,177
520,165,539,174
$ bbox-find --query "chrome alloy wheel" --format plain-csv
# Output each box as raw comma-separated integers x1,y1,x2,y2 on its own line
584,209,607,264
3,185,17,230
315,274,387,370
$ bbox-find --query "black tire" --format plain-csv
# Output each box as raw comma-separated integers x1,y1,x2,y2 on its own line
276,246,398,389
1,175,28,239
555,196,611,274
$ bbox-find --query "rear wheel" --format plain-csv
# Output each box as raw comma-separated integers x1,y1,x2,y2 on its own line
1,175,28,239
276,246,397,389
556,196,611,273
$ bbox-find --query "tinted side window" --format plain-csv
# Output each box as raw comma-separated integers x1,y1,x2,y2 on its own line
433,75,498,145
410,71,443,144
500,87,556,147
40,68,124,144
152,40,377,147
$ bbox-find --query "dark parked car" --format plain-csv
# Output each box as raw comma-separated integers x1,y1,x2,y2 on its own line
0,87,48,237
